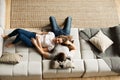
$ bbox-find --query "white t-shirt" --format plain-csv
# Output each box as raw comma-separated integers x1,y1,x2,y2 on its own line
49,44,73,59
36,32,55,51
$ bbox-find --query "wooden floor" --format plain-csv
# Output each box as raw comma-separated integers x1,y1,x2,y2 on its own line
5,0,120,80
43,76,120,80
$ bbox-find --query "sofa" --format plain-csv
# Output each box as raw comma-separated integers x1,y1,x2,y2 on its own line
1,27,120,80
1,0,120,80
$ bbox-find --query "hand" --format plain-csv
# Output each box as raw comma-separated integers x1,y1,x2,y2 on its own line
31,38,42,48
63,40,71,45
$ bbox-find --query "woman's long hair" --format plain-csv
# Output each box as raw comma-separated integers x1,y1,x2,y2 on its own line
57,35,73,44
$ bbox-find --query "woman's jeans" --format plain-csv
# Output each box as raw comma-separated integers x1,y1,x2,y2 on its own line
49,16,72,37
8,29,36,47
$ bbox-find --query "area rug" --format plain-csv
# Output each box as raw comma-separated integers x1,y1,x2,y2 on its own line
10,0,119,28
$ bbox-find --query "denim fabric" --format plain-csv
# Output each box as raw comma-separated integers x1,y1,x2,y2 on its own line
8,29,36,47
49,16,72,37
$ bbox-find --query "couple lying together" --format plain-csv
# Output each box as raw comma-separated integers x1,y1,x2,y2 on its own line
2,16,76,62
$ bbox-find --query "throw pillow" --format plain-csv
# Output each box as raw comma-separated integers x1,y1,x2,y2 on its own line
50,59,75,69
0,52,23,65
89,30,113,53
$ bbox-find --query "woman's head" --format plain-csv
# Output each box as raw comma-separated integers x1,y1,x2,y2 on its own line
53,35,72,44
53,37,63,44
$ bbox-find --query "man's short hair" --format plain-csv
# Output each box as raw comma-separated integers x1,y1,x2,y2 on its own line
54,52,66,62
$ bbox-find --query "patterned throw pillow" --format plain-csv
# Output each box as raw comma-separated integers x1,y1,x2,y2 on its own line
0,52,22,64
89,30,113,53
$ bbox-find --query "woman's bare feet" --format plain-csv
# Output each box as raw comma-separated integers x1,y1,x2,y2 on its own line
1,35,9,40
5,43,14,48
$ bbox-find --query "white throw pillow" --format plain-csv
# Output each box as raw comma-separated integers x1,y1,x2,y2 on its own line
0,52,22,64
89,30,113,53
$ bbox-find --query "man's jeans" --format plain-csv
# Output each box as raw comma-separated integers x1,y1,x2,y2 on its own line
49,16,72,37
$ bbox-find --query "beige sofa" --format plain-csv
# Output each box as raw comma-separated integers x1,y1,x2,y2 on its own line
0,0,120,80
1,28,119,80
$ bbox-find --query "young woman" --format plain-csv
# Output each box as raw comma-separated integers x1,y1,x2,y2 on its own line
49,16,72,37
2,28,74,52
31,35,76,59
2,29,55,52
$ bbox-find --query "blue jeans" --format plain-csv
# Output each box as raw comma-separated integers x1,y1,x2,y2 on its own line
8,29,36,47
49,16,72,37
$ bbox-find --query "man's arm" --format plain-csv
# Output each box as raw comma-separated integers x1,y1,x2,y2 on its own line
64,40,76,51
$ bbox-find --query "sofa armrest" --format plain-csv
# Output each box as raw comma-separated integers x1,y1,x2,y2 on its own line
43,59,84,78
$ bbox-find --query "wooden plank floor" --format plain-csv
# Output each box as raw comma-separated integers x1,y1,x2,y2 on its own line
5,0,120,80
43,76,120,80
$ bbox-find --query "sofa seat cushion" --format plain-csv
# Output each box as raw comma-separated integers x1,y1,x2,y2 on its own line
43,59,84,78
103,57,120,73
83,59,118,77
80,38,96,59
70,28,81,59
50,59,75,69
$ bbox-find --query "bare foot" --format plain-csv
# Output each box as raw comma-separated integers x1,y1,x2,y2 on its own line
1,35,9,40
5,43,14,48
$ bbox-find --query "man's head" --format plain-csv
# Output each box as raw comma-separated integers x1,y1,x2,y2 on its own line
53,35,73,44
51,52,73,69
54,52,66,62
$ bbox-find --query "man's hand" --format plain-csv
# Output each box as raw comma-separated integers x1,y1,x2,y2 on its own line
63,40,71,45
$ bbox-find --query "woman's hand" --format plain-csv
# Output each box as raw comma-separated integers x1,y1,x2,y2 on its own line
31,38,50,59
36,36,42,47
31,38,37,46
31,38,42,48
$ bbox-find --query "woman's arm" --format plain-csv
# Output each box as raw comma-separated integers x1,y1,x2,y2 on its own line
36,36,49,52
31,38,50,59
35,45,50,59
35,32,48,35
